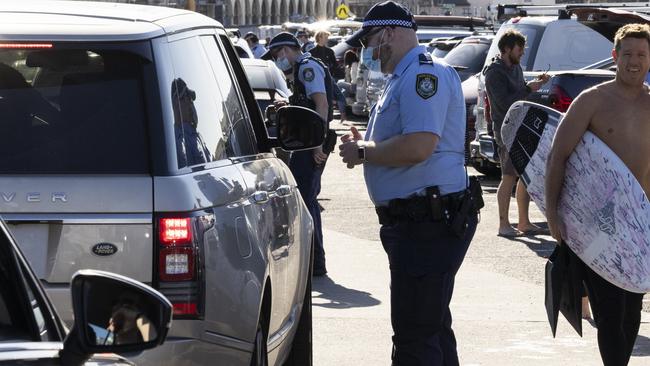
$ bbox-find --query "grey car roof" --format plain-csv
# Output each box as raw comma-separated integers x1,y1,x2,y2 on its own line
0,0,223,42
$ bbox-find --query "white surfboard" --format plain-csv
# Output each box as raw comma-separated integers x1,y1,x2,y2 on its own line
501,101,650,293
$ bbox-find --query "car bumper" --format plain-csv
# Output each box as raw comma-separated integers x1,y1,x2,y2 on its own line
126,337,251,366
470,134,500,165
351,102,368,117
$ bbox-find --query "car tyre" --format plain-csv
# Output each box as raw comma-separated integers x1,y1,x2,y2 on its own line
284,241,313,366
284,275,312,366
251,315,268,366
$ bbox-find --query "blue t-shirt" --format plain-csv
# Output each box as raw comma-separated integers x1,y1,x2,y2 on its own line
363,45,467,205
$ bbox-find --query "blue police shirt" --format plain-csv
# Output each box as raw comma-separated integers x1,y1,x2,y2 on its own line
251,44,267,59
363,45,467,205
296,53,326,98
646,72,650,85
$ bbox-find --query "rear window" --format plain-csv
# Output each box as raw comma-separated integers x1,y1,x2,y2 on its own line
0,43,153,174
558,74,615,98
484,24,544,71
444,42,491,75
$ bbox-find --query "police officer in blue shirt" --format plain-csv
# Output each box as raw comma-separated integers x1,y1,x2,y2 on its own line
244,32,267,59
339,2,482,365
262,33,335,276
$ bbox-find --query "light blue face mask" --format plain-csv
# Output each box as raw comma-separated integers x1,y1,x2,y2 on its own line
361,29,387,73
275,56,292,72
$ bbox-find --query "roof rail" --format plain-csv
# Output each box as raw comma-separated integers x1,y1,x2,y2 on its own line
495,3,650,22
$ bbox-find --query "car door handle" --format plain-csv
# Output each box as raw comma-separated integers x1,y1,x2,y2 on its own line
251,191,269,204
276,185,292,197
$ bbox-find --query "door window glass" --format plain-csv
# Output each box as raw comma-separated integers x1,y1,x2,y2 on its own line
200,36,257,158
169,36,229,168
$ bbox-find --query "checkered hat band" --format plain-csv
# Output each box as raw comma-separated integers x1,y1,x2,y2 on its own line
270,41,298,48
362,19,412,28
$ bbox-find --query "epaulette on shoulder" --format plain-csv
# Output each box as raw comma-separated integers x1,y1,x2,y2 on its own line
419,53,433,65
297,57,310,65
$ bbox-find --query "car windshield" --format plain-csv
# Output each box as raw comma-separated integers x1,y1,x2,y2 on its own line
444,42,491,74
0,42,153,174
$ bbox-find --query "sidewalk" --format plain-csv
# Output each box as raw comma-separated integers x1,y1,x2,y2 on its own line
313,228,650,366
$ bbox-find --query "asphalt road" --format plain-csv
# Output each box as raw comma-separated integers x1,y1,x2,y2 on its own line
311,117,649,365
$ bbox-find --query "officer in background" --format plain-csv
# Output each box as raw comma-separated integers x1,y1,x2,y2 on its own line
244,32,267,59
262,33,335,276
339,2,482,365
296,30,315,53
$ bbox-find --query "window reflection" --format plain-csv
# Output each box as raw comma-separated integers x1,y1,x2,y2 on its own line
172,78,212,167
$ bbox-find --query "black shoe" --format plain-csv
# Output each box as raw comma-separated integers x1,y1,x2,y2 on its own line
313,268,327,277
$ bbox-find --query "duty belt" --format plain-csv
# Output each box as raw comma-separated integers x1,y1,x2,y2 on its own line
375,191,465,226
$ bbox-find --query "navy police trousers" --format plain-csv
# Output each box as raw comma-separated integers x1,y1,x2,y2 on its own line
379,214,478,366
289,150,326,274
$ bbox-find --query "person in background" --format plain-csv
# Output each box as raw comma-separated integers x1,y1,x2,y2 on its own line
483,29,549,237
309,30,338,72
338,49,359,99
295,30,315,53
244,32,267,59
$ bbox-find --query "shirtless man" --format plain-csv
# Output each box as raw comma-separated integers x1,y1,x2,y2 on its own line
545,24,650,366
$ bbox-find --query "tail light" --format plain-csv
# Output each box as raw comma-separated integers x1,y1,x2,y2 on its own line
548,85,572,112
157,216,201,318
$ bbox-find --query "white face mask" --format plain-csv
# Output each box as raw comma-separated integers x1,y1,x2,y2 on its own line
275,56,292,72
360,29,387,73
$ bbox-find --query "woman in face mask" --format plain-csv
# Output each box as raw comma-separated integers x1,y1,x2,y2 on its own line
261,32,336,277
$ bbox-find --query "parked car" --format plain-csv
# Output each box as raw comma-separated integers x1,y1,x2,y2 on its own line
0,1,324,365
426,36,467,58
444,35,494,82
416,29,474,44
0,218,172,365
469,9,617,172
441,35,495,173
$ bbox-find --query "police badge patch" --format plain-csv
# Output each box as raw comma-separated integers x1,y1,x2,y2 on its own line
416,73,437,99
303,67,315,82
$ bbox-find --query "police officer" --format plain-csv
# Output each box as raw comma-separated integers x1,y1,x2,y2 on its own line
339,2,481,365
262,32,334,276
244,32,267,59
295,30,315,53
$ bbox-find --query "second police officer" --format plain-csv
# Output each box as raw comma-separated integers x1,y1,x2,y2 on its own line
262,33,335,277
339,2,483,365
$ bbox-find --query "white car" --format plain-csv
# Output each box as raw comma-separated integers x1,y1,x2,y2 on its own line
470,10,614,171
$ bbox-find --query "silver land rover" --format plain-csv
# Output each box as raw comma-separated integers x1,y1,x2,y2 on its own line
0,2,321,365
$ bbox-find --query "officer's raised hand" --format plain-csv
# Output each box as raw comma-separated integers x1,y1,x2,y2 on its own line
340,126,363,143
339,127,369,169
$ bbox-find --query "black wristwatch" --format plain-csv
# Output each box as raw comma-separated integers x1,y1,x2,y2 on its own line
357,145,367,163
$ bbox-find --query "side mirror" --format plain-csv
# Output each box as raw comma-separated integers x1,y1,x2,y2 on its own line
61,270,172,365
276,105,327,151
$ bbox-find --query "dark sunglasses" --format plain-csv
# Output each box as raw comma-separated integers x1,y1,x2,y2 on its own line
359,28,385,48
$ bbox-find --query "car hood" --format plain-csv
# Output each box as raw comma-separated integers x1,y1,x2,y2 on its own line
571,7,650,42
0,342,134,365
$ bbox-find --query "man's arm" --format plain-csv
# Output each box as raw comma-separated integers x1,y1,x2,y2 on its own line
364,132,439,167
310,92,329,121
545,90,597,241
